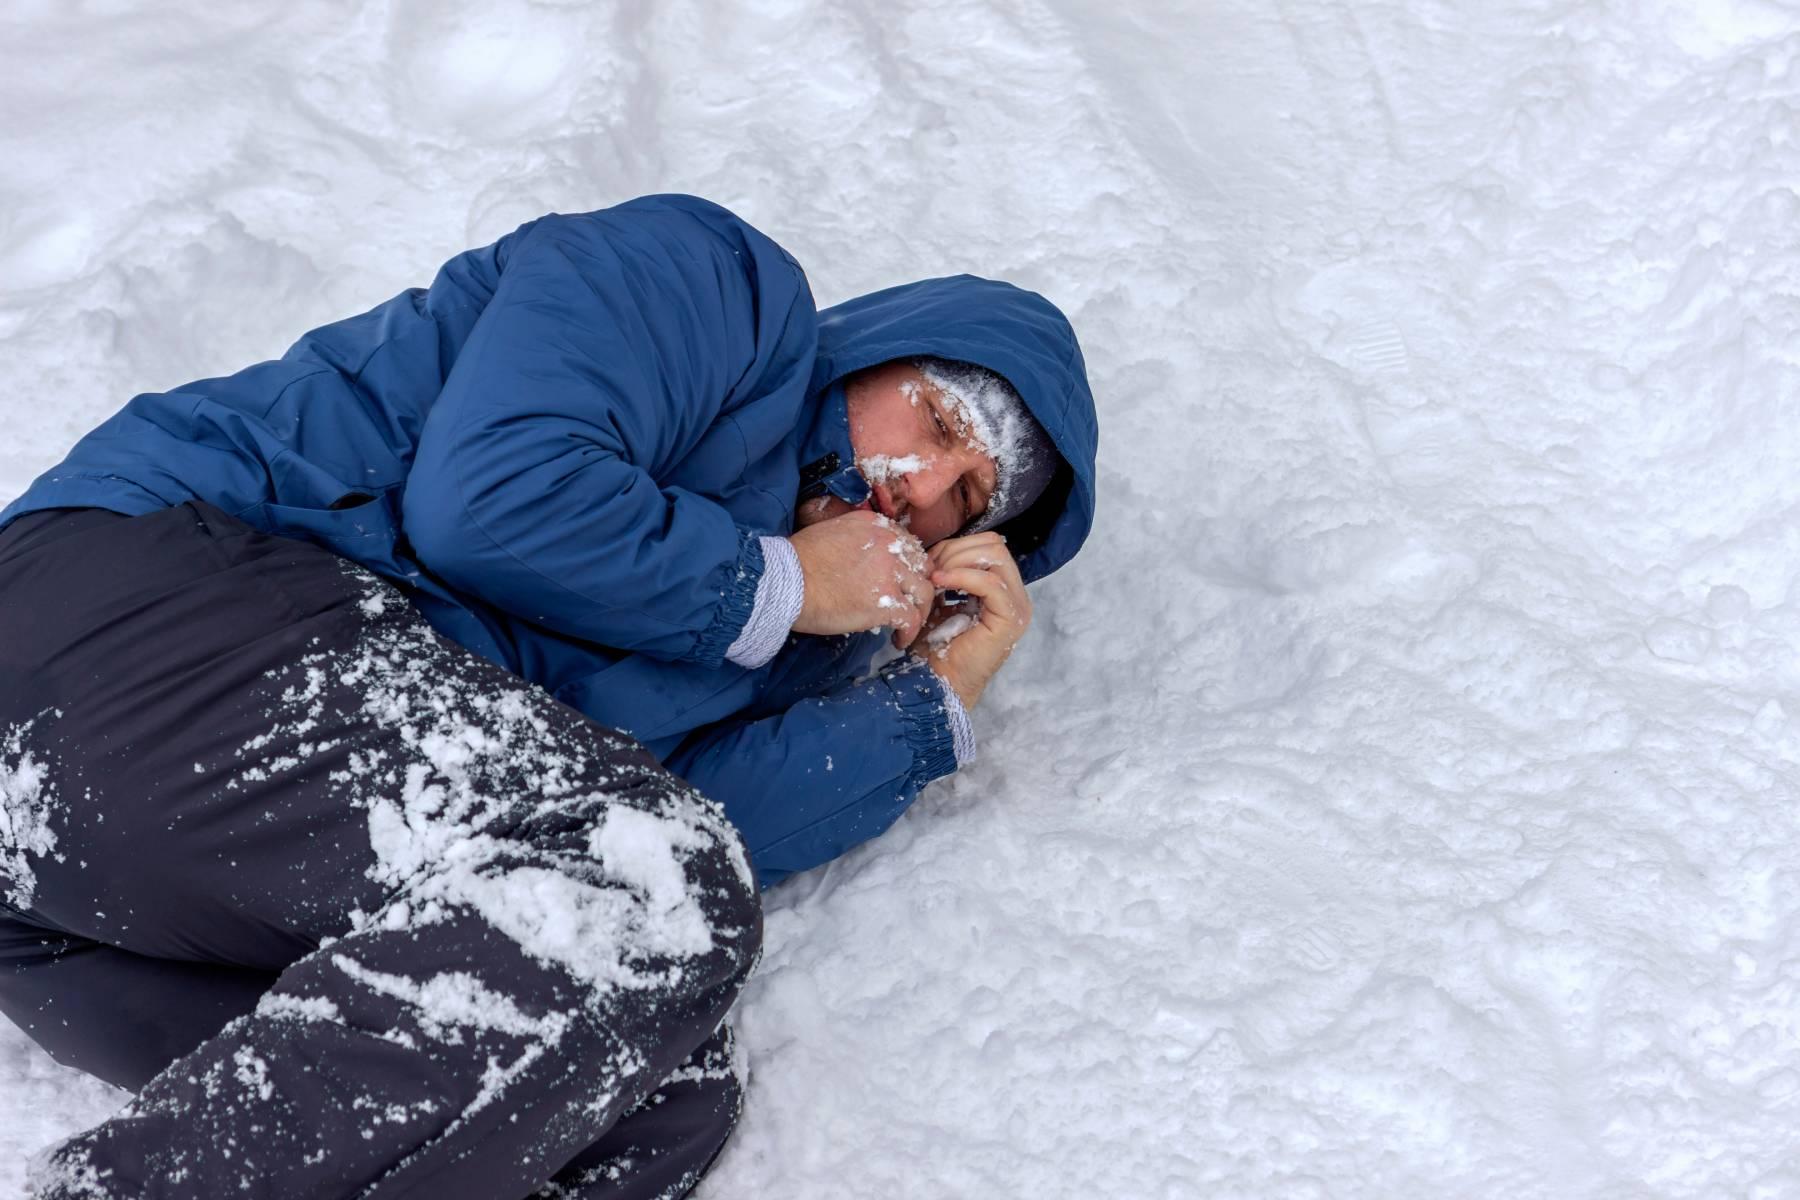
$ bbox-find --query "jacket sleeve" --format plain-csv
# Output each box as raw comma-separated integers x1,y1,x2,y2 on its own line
402,194,817,667
665,658,961,889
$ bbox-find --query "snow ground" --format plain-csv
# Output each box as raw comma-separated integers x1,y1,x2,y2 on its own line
4,0,1800,1196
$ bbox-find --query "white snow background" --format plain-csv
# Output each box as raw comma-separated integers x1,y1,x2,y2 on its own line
4,0,1800,1196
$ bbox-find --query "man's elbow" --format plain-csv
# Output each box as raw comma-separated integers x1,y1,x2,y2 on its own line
400,474,486,588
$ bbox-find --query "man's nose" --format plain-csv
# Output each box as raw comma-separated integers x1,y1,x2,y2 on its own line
903,454,958,508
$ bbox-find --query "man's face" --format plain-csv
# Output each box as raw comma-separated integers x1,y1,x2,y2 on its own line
797,361,999,546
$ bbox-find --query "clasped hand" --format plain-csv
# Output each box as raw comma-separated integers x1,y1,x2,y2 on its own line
789,512,1031,710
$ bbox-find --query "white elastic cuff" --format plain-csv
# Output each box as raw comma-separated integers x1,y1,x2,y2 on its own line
934,675,978,768
725,536,806,669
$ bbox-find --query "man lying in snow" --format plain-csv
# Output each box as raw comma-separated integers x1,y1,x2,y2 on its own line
0,193,1098,1199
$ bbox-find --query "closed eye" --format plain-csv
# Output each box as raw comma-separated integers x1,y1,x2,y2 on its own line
929,406,950,443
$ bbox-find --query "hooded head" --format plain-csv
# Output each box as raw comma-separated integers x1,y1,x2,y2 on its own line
804,275,1098,585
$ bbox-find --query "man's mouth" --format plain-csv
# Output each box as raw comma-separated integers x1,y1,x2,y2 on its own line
872,484,898,520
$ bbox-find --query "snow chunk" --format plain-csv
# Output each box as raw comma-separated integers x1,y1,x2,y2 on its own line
926,611,977,649
588,807,717,952
329,954,571,1121
232,1047,274,1102
859,453,925,484
0,720,59,911
254,994,344,1024
329,955,566,1042
1644,618,1712,664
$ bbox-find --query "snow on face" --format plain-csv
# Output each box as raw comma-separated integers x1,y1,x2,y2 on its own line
0,719,60,912
858,453,926,485
847,363,999,545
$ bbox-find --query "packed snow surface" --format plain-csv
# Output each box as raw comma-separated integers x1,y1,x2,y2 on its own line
4,0,1800,1196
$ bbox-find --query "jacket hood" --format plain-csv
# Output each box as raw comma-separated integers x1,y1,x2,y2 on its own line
810,275,1098,584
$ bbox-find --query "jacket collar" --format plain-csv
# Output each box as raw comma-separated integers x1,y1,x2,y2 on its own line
796,380,869,506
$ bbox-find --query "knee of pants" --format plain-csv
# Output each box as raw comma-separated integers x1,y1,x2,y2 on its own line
631,787,763,987
686,808,762,983
481,779,763,990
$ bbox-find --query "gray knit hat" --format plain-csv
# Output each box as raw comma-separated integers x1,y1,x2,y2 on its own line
917,357,1058,536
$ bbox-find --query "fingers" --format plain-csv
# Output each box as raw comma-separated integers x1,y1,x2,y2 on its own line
794,506,940,643
889,603,923,647
932,543,1028,601
879,593,923,643
885,528,934,645
883,529,930,573
885,572,933,646
930,564,1024,627
893,608,931,650
928,531,1007,570
931,540,1010,575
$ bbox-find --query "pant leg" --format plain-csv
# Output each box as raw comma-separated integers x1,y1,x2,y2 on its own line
0,911,278,1093
0,913,741,1199
0,503,761,1199
533,1026,743,1200
0,910,741,1200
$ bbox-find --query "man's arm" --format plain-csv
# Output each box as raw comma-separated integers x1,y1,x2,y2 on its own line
665,658,972,889
671,529,1027,887
402,194,819,668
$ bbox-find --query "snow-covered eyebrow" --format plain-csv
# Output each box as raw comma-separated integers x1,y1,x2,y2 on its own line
925,386,998,514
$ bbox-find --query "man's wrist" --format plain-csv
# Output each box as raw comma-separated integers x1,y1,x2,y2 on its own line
876,656,970,786
929,667,978,767
725,536,806,669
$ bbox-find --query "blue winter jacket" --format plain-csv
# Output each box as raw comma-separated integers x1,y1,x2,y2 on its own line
0,194,1099,888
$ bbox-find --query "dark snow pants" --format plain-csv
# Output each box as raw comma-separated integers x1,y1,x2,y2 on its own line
0,503,762,1199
